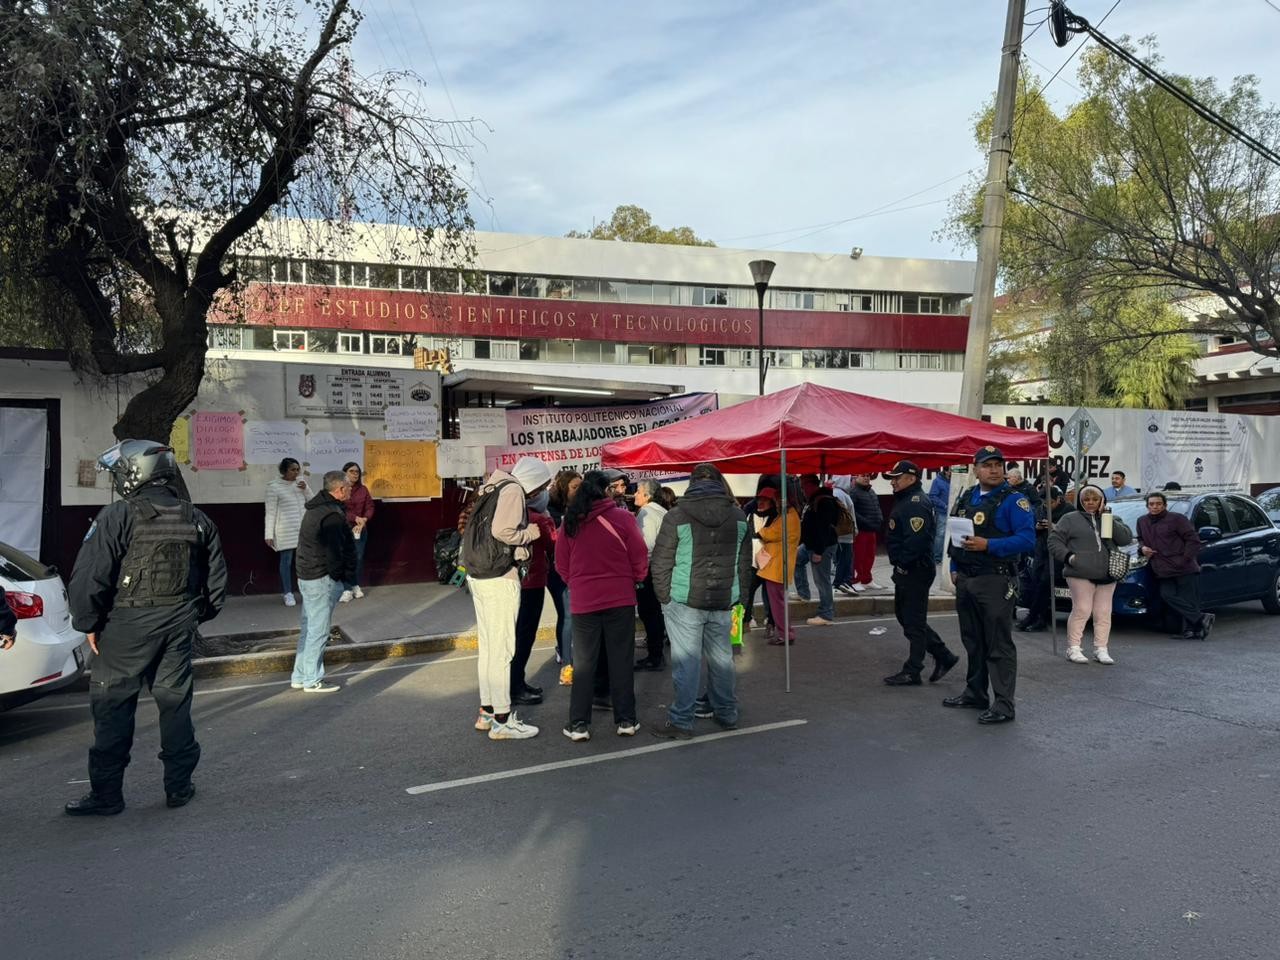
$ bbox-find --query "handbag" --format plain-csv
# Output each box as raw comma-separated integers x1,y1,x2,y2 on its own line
1106,546,1131,582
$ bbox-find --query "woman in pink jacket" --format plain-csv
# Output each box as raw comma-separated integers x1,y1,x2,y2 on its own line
556,470,649,742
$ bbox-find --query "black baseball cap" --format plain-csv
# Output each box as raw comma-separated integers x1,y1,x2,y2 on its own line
974,446,1004,464
885,460,921,478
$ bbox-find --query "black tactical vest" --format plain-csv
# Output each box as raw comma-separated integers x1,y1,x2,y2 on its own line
115,498,201,607
949,485,1018,576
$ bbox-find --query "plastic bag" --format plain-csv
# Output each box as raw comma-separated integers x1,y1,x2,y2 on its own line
730,603,746,647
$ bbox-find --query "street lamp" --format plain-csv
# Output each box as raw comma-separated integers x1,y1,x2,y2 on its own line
748,258,776,396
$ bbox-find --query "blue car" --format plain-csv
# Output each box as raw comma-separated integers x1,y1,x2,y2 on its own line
1053,492,1280,626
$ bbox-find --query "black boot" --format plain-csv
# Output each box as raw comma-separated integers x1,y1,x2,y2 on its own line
65,792,125,817
166,783,197,809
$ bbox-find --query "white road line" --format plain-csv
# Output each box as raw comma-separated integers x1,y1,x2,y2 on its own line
404,719,809,796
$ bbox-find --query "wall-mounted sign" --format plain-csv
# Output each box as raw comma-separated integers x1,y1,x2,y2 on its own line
284,365,441,419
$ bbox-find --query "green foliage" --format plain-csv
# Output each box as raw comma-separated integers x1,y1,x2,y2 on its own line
568,205,715,246
944,41,1280,355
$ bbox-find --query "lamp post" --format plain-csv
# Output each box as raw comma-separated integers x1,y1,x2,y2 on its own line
748,259,776,396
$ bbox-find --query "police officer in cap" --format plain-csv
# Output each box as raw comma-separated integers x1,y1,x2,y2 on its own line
943,446,1036,723
882,461,959,686
65,439,227,815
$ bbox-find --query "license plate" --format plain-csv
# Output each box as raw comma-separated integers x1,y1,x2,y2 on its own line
1053,587,1070,599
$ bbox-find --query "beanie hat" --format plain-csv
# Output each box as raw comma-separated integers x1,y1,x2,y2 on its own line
510,456,552,493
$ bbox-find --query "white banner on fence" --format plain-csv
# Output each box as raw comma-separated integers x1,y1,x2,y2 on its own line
1140,411,1251,494
484,393,719,476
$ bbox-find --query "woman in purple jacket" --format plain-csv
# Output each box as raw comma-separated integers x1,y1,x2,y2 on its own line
556,470,649,741
1136,492,1213,639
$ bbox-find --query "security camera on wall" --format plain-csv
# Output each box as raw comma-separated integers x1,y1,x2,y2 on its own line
850,247,863,260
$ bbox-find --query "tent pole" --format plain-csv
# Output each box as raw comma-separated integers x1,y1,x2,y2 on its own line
1044,470,1058,656
781,448,791,693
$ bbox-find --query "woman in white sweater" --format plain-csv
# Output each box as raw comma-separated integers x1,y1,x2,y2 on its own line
265,457,311,605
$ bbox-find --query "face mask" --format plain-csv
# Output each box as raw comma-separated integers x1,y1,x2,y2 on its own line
529,490,550,513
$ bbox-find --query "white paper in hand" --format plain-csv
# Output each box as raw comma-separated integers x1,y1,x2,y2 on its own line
947,517,975,544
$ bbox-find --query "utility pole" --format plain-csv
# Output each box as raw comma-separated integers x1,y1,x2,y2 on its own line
957,0,1026,420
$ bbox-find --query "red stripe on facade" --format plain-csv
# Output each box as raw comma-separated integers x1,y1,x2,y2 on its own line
214,284,969,351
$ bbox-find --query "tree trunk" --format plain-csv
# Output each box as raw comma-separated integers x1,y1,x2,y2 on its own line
112,297,209,441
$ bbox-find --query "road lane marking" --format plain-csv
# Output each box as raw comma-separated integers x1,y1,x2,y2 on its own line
404,719,809,796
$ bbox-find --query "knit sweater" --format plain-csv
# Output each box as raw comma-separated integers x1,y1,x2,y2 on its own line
556,499,649,615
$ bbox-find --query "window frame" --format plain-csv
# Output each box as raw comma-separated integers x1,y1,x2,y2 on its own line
273,330,308,351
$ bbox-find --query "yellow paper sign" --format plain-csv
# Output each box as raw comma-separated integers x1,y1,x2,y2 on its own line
169,417,191,464
362,439,441,499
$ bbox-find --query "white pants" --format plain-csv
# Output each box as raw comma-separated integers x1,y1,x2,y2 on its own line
1067,578,1116,649
469,575,521,714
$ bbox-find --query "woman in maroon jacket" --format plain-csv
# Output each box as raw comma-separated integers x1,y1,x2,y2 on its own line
1136,492,1213,639
556,470,649,741
340,461,375,601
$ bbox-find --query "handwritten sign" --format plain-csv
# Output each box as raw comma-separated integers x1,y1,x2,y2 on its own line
305,431,364,479
384,405,439,441
436,440,487,478
244,420,306,465
192,411,244,470
169,417,191,464
363,439,441,499
458,408,507,445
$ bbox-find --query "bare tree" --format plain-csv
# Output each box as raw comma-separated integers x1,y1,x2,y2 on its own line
0,0,475,439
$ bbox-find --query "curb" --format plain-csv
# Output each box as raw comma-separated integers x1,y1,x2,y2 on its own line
191,593,957,680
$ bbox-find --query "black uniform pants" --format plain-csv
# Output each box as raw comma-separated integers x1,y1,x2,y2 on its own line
511,586,546,694
569,605,637,727
88,621,200,797
635,574,666,660
893,563,952,675
955,572,1018,717
1158,574,1207,633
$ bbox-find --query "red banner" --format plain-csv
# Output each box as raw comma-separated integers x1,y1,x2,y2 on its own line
216,283,968,351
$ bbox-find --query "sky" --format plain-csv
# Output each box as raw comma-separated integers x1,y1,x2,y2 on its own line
348,0,1280,263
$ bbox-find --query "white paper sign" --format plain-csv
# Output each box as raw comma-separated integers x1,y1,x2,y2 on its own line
947,517,975,544
436,440,487,478
305,431,365,479
384,405,439,441
244,420,306,465
458,408,508,445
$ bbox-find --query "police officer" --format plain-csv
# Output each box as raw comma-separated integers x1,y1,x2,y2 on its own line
65,440,227,815
882,461,959,686
943,446,1036,724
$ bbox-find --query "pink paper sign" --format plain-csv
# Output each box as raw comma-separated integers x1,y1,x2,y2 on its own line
192,411,245,470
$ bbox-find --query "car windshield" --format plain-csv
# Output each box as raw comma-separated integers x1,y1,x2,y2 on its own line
1105,497,1189,531
1256,489,1280,518
0,541,54,582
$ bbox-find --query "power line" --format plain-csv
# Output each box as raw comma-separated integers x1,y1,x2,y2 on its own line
1260,0,1280,15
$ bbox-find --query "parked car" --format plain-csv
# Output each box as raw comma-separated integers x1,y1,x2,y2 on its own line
0,541,90,711
1052,492,1280,626
1254,486,1280,527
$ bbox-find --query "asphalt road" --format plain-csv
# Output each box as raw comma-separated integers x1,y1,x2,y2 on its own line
3,604,1278,960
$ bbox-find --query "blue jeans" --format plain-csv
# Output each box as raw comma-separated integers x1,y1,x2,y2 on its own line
664,601,737,729
277,548,295,595
561,588,574,665
835,541,853,588
806,545,837,619
293,576,343,686
346,530,368,590
793,545,812,599
933,511,947,564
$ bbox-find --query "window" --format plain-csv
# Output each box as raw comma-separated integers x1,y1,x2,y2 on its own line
918,296,943,314
369,334,404,355
430,268,459,293
803,350,849,369
546,277,573,299
251,327,275,349
694,287,728,307
338,332,363,354
473,339,518,361
624,282,653,304
1224,496,1269,532
897,352,943,370
599,281,622,302
519,340,541,361
1191,497,1227,531
648,344,683,365
209,326,246,350
573,278,600,299
462,270,486,295
849,351,874,368
543,340,574,362
309,330,337,353
699,347,727,366
651,283,674,305
489,273,516,296
238,258,270,282
340,262,369,287
308,261,336,286
274,330,307,351
397,267,425,290
626,344,651,365
517,276,544,298
368,265,398,289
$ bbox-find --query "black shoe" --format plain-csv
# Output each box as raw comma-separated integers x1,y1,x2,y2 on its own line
1015,617,1032,630
883,671,922,686
1198,613,1216,640
942,695,989,710
166,783,196,809
1019,620,1047,633
928,654,960,683
693,700,715,719
512,689,543,705
651,721,694,740
592,696,612,711
1178,631,1198,640
523,683,543,697
977,710,1015,725
65,792,125,817
713,715,739,731
635,656,664,672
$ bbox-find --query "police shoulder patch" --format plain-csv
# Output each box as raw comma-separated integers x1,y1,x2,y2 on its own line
910,516,925,533
1017,497,1031,512
911,495,921,502
888,518,896,530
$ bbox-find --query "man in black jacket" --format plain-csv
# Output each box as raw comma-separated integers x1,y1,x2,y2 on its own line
291,471,356,694
795,474,840,625
1017,486,1073,632
66,439,226,816
882,461,958,686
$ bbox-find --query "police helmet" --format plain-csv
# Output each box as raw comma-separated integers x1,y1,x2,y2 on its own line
97,439,178,497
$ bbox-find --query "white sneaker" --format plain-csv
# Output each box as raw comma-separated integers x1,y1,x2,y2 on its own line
868,580,887,590
787,588,802,601
475,710,494,731
489,712,539,740
852,583,867,594
290,681,304,689
301,682,341,693
563,723,590,741
1066,646,1088,664
617,721,640,736
1094,648,1115,665
807,615,834,626
338,590,354,603
283,593,296,607
352,586,365,599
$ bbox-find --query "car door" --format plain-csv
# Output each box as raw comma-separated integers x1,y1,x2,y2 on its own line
1189,497,1231,605
1223,496,1280,597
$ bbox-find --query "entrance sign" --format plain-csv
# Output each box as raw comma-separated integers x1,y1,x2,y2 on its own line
285,365,440,419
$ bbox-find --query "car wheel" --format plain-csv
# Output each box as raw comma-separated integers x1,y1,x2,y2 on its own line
1262,570,1280,615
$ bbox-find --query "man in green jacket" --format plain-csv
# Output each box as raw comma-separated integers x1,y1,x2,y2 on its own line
650,463,754,739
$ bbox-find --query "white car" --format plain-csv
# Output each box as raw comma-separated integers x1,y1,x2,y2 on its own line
1,541,90,711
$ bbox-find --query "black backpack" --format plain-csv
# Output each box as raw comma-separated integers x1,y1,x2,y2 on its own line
460,480,524,580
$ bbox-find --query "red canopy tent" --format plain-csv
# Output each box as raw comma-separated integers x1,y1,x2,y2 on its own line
601,383,1049,690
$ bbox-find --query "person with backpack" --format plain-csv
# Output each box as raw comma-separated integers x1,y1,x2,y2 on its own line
461,456,553,741
793,474,841,626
